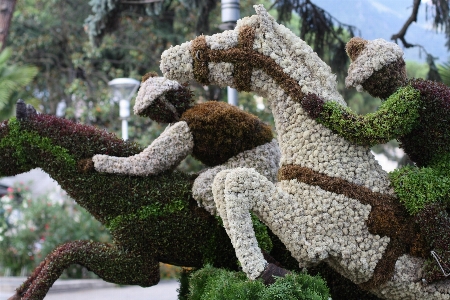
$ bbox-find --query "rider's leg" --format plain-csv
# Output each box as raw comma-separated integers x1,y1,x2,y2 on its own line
213,168,291,280
416,202,450,283
193,139,280,216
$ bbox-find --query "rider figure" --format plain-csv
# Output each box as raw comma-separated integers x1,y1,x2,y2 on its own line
303,37,450,283
93,72,280,215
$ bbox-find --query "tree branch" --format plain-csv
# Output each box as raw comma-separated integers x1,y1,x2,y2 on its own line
391,0,421,48
0,0,17,51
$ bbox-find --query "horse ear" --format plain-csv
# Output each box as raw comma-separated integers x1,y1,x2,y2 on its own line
16,99,27,120
253,4,275,33
16,100,37,120
26,104,37,117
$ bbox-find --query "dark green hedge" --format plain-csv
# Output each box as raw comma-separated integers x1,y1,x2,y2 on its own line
186,265,330,300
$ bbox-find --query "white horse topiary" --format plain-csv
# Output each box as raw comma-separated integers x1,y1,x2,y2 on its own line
160,5,450,299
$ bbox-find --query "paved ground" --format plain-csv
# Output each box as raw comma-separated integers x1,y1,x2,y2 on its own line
45,281,179,300
0,279,180,300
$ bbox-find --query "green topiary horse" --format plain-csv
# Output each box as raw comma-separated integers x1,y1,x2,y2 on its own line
1,104,241,300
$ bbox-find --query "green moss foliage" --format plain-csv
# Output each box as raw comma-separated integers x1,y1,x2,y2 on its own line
386,82,450,216
181,101,273,166
0,118,75,170
389,153,450,215
251,213,273,253
187,265,330,300
178,268,196,300
317,85,421,147
0,119,28,176
213,213,272,254
106,199,187,231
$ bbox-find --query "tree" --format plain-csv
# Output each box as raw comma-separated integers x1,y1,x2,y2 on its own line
0,0,16,50
0,47,37,121
7,0,96,115
7,0,207,115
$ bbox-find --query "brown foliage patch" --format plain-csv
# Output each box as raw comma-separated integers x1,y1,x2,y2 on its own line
141,71,159,83
77,158,94,173
191,35,210,86
345,37,369,61
361,58,407,99
181,101,273,166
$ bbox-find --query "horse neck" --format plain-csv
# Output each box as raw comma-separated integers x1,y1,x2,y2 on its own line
236,13,346,105
249,69,392,194
204,17,390,194
8,115,143,223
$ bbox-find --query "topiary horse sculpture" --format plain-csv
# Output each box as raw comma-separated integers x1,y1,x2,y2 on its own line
1,101,380,300
1,103,243,300
160,4,450,299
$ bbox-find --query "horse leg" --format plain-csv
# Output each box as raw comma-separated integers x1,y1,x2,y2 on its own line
212,168,292,282
9,240,159,300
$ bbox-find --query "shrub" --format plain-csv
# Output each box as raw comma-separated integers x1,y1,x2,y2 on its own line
186,265,330,300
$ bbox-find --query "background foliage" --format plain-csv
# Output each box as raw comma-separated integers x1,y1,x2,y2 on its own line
0,183,184,279
0,184,110,278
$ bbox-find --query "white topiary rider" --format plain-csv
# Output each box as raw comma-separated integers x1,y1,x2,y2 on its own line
93,73,280,215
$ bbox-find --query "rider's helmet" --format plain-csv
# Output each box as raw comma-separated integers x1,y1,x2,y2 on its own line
134,72,194,123
345,37,407,99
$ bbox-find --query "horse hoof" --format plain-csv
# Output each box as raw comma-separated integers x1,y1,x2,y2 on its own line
8,293,21,300
258,263,291,285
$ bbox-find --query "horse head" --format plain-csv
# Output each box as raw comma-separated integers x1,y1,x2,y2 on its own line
0,120,30,177
160,4,344,105
0,100,141,178
0,100,40,176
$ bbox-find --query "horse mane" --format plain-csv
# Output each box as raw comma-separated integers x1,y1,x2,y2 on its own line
20,114,142,159
241,5,346,106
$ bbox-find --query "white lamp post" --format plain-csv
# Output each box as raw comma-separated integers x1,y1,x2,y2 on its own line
108,78,140,140
220,0,240,106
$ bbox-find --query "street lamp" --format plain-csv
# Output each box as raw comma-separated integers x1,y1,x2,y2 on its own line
220,0,240,106
108,78,140,140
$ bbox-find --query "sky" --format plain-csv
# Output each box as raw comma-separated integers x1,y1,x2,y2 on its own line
298,1,444,171
312,0,448,63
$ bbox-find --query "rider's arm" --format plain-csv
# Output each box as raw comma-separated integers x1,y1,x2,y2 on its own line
93,121,194,176
316,85,422,147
